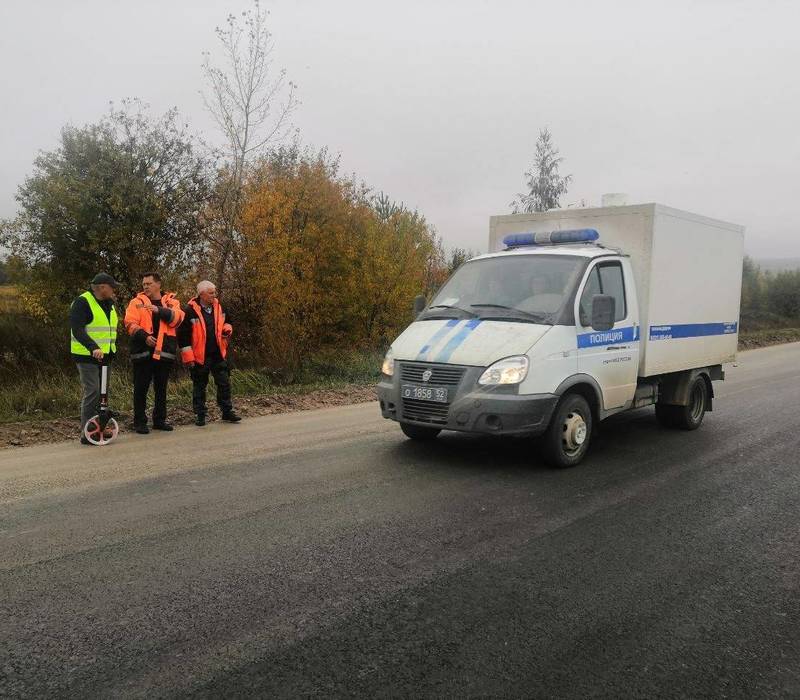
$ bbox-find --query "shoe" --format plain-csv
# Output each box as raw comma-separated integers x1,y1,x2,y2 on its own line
221,411,242,423
195,415,206,427
134,424,150,434
152,422,174,431
80,436,94,445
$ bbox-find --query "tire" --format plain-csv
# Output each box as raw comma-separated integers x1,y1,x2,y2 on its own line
655,375,708,431
540,394,593,468
400,422,441,440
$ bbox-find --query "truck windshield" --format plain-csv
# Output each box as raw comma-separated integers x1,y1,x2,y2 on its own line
424,254,585,324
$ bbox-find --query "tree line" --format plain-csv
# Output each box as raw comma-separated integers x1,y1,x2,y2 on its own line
0,2,470,376
740,256,800,331
0,106,467,373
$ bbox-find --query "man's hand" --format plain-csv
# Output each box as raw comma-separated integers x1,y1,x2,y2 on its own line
145,335,157,348
91,349,104,361
144,303,158,312
186,361,196,369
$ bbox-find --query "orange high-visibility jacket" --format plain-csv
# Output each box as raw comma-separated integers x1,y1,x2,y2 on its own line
179,298,232,366
124,292,184,361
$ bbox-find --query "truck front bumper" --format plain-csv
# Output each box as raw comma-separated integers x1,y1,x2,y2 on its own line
377,376,558,437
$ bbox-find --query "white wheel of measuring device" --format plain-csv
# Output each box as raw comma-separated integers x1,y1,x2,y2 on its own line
83,416,119,446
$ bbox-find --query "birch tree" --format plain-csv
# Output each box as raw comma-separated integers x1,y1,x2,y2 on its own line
201,0,298,294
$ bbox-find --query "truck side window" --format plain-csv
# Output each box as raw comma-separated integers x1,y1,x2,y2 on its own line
578,268,602,326
598,263,627,321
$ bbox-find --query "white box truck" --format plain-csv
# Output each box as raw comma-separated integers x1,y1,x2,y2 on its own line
377,203,744,466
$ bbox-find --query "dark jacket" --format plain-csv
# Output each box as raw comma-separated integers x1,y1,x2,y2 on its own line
70,294,118,364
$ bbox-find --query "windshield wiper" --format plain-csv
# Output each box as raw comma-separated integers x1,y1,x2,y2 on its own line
427,304,477,317
470,303,551,323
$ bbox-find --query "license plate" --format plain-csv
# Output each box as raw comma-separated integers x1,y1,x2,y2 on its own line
401,384,448,403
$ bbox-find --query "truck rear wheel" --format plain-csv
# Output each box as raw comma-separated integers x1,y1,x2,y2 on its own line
540,394,593,468
400,422,441,440
655,376,708,431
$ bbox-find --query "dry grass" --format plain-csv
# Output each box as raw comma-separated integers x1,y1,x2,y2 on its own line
0,350,383,425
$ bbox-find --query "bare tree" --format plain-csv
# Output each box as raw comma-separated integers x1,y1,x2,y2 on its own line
511,128,572,214
201,0,298,294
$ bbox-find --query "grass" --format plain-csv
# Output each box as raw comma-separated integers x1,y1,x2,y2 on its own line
0,350,383,424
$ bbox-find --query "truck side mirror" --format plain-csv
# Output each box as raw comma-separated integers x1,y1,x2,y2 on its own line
591,294,615,331
413,294,427,316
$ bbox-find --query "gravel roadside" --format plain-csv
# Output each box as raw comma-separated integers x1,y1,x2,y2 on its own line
0,384,377,449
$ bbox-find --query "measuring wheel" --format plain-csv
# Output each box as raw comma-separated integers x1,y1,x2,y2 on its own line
83,363,119,446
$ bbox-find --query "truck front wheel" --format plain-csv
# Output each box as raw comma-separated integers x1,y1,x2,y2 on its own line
540,394,593,468
655,375,708,431
400,422,441,440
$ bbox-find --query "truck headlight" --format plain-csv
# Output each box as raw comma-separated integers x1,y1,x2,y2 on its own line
381,349,395,377
478,355,529,386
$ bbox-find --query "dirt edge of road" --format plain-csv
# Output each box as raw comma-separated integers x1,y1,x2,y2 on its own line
0,384,378,449
737,328,800,350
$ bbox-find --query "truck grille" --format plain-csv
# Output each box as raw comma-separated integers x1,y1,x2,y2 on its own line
401,398,450,425
399,362,467,386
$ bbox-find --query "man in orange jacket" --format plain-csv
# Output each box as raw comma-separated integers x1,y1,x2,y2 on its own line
124,272,184,433
178,280,241,426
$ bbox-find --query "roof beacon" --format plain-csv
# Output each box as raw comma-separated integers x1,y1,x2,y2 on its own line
503,228,600,248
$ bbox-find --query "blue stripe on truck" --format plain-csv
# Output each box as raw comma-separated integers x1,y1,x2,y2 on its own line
649,322,738,341
416,318,460,360
577,326,638,348
433,319,483,362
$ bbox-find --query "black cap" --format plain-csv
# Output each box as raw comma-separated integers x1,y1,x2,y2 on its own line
91,272,120,288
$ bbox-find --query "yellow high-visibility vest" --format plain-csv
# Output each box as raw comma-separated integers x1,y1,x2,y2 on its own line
70,291,118,356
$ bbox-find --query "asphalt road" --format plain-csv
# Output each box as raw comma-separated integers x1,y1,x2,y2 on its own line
2,343,799,698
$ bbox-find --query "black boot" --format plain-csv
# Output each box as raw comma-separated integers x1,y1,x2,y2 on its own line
152,422,174,431
221,411,241,423
195,415,206,427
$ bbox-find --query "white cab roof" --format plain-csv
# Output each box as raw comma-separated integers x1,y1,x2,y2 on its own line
471,244,621,262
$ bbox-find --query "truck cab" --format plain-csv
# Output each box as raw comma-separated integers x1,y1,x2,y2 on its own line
379,230,641,465
378,206,743,467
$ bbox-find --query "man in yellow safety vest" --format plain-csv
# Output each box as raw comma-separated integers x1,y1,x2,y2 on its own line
69,273,119,445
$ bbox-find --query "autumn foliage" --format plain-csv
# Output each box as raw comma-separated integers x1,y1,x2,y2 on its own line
233,146,446,372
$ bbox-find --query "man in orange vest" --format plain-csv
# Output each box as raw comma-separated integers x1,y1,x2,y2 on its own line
178,280,241,426
124,272,185,433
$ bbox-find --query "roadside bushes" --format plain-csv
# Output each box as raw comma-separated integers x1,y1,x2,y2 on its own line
740,257,800,332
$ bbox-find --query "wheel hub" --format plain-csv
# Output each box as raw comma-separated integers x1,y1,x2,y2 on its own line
562,412,587,453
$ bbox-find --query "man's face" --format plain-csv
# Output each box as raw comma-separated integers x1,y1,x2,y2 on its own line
96,284,116,300
142,276,161,298
199,286,216,306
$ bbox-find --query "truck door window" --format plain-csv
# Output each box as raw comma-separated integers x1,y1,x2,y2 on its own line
579,261,627,325
579,268,602,325
598,263,627,321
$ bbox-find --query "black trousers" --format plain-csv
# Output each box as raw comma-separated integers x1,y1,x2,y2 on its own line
133,359,172,426
191,359,233,416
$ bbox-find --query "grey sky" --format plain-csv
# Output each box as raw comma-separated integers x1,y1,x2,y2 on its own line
1,0,798,257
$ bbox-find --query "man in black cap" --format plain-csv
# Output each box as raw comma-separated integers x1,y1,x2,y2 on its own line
70,273,120,444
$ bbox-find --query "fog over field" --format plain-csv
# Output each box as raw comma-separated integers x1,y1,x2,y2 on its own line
1,0,798,257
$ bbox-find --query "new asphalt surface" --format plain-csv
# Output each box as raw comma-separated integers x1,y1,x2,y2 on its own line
1,343,799,698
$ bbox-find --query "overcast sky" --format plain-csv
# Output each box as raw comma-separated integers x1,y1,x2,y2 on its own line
1,0,798,257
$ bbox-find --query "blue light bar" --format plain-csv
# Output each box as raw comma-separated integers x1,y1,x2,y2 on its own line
503,228,600,248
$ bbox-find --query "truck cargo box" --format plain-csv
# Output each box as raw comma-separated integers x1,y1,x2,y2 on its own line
489,203,744,377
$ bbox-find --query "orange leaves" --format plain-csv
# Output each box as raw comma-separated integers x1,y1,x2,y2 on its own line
236,147,442,370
